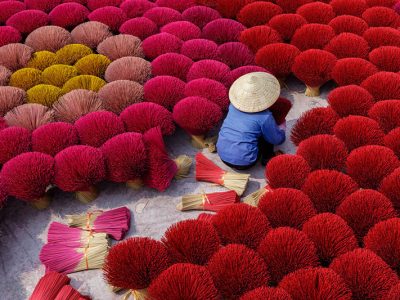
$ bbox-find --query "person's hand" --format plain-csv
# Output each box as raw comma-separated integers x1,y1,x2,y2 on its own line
278,121,286,131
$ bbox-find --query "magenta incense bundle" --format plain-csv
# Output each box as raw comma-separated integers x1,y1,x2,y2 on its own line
66,207,131,241
40,242,108,274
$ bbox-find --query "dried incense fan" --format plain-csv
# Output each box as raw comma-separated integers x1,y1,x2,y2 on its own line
195,152,250,196
177,190,240,212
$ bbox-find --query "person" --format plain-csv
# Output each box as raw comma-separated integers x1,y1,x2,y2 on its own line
216,72,287,170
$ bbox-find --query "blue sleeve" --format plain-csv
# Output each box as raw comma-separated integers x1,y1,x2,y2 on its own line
261,114,286,145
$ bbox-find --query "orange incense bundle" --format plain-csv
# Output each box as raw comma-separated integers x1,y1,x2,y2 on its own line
29,272,70,300
177,190,239,212
195,152,250,196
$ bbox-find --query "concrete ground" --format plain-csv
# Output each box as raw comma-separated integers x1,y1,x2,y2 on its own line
0,78,329,300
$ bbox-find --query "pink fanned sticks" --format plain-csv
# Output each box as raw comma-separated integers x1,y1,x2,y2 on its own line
66,207,131,241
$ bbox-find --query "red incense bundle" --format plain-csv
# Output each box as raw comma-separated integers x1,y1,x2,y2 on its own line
269,97,292,125
66,207,131,241
29,272,70,300
197,213,215,223
195,152,250,196
40,242,108,274
177,190,239,212
54,285,90,300
143,127,192,192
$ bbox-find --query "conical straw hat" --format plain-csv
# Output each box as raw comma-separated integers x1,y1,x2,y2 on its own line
229,72,281,113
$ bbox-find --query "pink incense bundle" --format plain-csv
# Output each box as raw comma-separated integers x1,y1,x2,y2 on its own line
172,96,223,149
47,222,108,248
54,285,90,300
177,190,239,212
195,152,250,196
101,132,147,188
2,152,54,209
66,207,131,241
182,6,221,29
202,19,246,45
29,271,70,300
143,127,192,192
54,145,106,203
40,241,108,274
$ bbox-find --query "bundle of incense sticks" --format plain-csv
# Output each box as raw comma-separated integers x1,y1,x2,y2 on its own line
29,272,70,300
177,190,240,212
30,272,91,300
243,185,274,207
195,153,250,196
66,207,131,241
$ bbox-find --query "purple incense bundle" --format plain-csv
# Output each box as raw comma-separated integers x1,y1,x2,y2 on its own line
66,207,131,240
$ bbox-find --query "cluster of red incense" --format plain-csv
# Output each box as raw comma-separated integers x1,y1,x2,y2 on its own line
103,200,400,299
30,271,90,300
40,207,130,274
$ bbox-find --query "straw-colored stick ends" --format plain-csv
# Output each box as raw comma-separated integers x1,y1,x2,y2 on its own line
243,186,273,207
177,190,239,212
195,153,250,196
174,155,193,179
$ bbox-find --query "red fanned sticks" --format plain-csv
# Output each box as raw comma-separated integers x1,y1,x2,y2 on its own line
268,13,307,41
302,213,358,265
103,237,172,299
207,244,270,299
361,72,400,101
144,76,186,110
380,167,400,210
161,219,220,265
212,203,270,250
255,43,301,81
0,126,31,165
258,188,316,229
278,268,352,300
195,152,250,196
302,170,359,213
292,49,337,96
29,272,70,300
328,15,369,36
265,154,311,189
177,190,240,212
369,100,400,133
148,263,219,300
291,24,336,51
143,127,192,192
257,227,319,284
291,107,339,146
240,287,292,300
331,58,378,86
324,33,370,59
297,134,348,171
369,46,400,73
237,2,283,27
296,2,336,24
239,25,283,53
327,85,374,117
330,249,399,300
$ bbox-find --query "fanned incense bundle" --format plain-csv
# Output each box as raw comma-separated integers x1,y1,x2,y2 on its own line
66,207,131,241
54,285,90,300
143,127,192,192
177,190,239,212
29,272,70,300
48,222,108,247
243,185,273,207
40,242,108,274
195,153,249,196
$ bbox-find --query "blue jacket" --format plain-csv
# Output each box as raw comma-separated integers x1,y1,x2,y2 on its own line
217,104,285,166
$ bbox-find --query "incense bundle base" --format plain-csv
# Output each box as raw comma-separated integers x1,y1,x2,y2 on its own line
243,186,273,207
75,186,98,204
173,155,193,179
191,135,217,152
305,85,320,97
195,153,250,196
177,190,240,212
124,289,148,300
126,178,143,190
31,194,52,210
